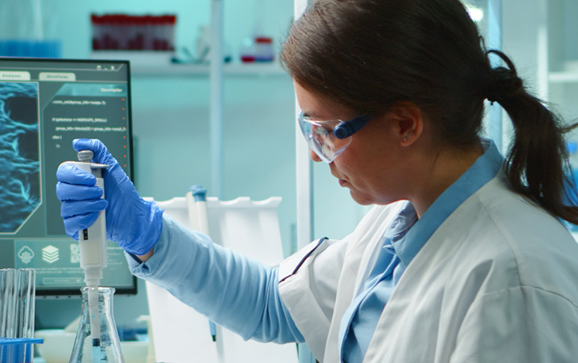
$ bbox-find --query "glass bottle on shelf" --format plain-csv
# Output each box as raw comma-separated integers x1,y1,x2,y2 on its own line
70,287,124,363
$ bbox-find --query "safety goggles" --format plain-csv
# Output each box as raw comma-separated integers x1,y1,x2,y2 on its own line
298,112,372,163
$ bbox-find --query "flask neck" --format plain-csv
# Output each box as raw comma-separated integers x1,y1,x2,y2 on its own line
80,286,115,308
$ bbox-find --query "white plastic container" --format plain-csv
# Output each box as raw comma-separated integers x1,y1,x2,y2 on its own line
144,195,298,363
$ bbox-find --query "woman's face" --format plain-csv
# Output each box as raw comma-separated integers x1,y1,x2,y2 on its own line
294,81,415,206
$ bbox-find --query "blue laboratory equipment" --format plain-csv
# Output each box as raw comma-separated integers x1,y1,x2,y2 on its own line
189,185,218,342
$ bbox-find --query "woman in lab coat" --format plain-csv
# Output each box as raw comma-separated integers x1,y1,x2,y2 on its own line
57,0,578,361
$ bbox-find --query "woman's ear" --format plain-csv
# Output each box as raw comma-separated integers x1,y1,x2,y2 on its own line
387,102,424,146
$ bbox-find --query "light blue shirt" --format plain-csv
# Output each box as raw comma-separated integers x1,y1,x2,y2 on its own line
127,139,502,362
339,139,503,363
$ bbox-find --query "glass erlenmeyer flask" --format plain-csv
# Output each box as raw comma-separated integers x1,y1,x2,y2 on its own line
70,287,124,363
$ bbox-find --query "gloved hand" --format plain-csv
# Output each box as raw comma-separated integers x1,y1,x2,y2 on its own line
56,139,163,255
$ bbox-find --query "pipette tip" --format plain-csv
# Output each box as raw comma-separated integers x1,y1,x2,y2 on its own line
92,339,101,363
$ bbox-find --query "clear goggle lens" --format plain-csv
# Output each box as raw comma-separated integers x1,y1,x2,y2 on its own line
298,114,352,163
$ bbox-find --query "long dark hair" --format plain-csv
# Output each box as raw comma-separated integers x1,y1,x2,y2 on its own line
280,0,578,224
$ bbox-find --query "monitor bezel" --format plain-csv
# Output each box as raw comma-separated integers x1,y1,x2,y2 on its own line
0,57,138,297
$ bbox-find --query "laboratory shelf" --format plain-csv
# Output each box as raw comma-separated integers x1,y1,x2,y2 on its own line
548,71,578,84
131,62,288,77
90,51,288,78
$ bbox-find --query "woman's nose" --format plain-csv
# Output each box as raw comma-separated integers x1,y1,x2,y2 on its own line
310,149,323,162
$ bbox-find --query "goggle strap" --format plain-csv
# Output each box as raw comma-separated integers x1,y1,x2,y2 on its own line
334,115,371,139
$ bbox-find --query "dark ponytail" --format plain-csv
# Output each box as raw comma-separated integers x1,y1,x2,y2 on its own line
280,0,578,224
484,50,578,223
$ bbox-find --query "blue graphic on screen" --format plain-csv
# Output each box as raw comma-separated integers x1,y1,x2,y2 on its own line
0,82,40,233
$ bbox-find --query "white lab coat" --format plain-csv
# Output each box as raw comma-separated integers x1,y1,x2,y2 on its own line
278,170,578,362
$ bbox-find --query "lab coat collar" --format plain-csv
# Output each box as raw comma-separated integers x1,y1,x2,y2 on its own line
392,138,503,266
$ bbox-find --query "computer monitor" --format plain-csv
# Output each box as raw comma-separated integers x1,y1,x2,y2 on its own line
0,58,136,297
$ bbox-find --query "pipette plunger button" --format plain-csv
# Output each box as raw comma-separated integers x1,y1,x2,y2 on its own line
78,150,94,162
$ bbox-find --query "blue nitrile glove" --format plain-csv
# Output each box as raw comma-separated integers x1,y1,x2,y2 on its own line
56,139,163,255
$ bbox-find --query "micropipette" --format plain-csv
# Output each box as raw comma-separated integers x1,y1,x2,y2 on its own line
187,185,217,342
61,150,109,362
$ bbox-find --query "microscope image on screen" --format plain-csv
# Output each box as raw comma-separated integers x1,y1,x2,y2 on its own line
0,82,40,233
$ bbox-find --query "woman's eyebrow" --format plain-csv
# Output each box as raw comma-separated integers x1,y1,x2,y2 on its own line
303,111,321,118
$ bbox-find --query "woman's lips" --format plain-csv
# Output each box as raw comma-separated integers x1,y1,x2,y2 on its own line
339,179,347,187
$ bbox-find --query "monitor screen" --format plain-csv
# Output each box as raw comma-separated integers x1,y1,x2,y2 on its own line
0,58,136,296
